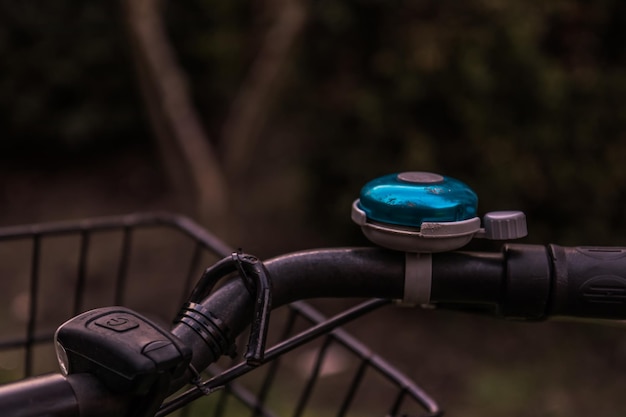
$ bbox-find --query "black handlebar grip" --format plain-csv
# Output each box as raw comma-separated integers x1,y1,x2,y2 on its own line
0,374,77,417
548,245,626,319
0,373,131,417
435,244,626,321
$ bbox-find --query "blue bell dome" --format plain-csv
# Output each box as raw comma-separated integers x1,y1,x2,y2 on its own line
357,172,478,228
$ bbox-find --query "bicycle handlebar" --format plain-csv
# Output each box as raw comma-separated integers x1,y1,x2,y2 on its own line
3,243,626,416
0,373,131,417
173,243,626,389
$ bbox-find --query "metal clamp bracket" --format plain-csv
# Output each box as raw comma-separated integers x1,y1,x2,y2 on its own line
402,252,432,306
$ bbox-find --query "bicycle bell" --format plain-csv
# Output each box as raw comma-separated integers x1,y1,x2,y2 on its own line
352,171,527,252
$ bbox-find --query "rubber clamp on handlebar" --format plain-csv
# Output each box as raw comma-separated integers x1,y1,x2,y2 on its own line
178,251,272,366
175,302,236,359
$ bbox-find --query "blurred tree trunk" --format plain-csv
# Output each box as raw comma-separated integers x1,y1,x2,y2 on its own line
121,0,229,228
220,0,307,186
121,0,306,239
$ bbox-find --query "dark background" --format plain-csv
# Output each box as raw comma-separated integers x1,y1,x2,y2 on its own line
1,1,626,415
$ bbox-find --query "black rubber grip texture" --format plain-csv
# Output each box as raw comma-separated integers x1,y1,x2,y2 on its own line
549,245,626,319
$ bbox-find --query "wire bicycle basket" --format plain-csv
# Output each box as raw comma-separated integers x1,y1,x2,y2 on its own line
0,212,439,417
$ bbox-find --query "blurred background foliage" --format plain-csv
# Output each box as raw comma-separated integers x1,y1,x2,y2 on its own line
2,0,625,248
2,1,626,415
0,2,148,153
168,0,626,247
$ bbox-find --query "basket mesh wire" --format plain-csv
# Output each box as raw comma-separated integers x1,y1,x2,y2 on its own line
0,213,439,417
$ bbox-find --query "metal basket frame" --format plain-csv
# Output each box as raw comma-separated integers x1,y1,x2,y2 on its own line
0,212,440,417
